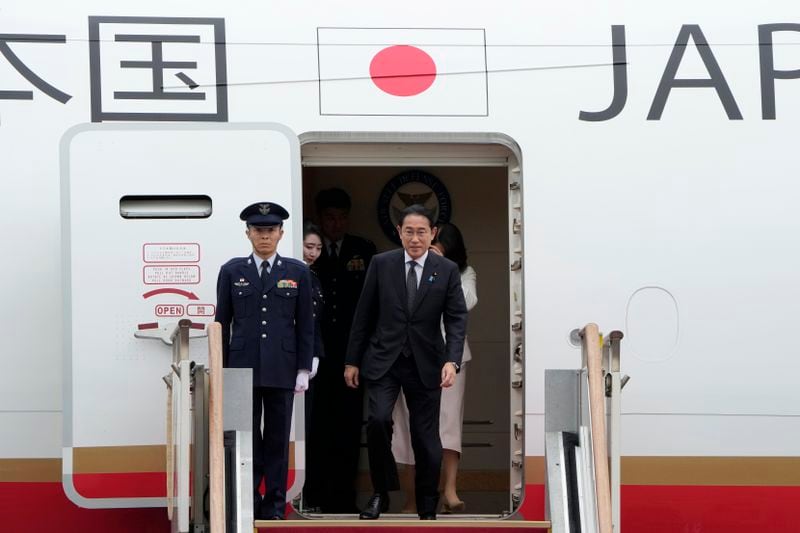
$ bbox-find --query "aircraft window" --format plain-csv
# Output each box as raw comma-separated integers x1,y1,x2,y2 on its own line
119,195,212,219
626,286,679,362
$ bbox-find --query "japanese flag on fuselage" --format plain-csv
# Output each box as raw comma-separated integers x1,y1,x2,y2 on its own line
317,27,488,116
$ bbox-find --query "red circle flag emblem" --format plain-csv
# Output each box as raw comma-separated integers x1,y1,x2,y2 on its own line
369,45,437,97
317,28,488,116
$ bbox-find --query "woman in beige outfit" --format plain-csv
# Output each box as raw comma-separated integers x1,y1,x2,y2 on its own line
391,222,477,513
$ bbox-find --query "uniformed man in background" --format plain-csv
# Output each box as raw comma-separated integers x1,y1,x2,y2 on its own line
215,202,314,520
304,188,377,513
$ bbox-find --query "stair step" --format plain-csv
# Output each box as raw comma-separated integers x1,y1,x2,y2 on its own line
255,518,551,530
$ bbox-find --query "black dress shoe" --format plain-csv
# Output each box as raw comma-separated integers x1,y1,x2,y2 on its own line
359,493,389,520
419,514,437,520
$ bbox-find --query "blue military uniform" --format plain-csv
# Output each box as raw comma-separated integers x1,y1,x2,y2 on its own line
215,202,313,520
303,270,325,510
310,271,326,364
216,254,313,388
305,233,376,512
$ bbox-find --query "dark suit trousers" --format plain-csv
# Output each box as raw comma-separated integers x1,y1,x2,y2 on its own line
304,354,363,512
253,386,294,518
366,353,442,515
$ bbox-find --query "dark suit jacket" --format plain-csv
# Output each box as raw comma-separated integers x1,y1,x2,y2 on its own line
215,254,314,389
313,234,376,359
346,248,468,389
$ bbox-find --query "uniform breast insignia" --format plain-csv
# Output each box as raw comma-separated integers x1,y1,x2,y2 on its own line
234,278,250,287
277,279,298,289
346,257,366,271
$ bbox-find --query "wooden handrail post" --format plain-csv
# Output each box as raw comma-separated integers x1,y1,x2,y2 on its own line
207,322,225,533
583,323,613,533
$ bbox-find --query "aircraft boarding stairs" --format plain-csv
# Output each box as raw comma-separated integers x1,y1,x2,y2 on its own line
545,325,628,533
149,321,626,533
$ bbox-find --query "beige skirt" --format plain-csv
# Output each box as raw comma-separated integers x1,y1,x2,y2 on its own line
391,362,468,464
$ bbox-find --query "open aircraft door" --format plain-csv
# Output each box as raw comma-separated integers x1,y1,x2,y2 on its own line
59,123,304,511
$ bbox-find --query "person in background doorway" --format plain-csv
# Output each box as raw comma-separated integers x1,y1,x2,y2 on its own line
215,202,314,520
299,222,325,512
345,205,468,521
302,222,325,376
305,187,377,513
392,222,477,513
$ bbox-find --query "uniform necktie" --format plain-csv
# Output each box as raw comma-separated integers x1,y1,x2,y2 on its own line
261,260,270,285
406,261,418,311
330,242,338,261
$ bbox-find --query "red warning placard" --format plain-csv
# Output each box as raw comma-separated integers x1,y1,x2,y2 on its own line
187,304,216,317
143,243,200,263
143,265,201,285
155,304,185,317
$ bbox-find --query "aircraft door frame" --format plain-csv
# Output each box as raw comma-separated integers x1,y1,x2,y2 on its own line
297,131,526,517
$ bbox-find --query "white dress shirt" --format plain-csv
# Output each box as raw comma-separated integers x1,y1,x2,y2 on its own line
403,250,427,288
323,237,344,256
254,253,276,277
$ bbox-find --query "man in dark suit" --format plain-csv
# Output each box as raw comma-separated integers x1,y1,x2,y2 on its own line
215,202,314,520
304,188,376,513
345,204,467,520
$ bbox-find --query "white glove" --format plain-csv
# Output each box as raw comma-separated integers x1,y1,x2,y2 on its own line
294,370,310,393
310,357,320,379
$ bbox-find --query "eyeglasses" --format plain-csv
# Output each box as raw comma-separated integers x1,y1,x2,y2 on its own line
401,228,431,238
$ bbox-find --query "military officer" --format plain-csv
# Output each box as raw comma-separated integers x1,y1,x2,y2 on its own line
305,188,376,513
215,201,314,520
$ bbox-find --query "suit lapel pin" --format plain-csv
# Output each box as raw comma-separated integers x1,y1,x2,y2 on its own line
428,272,438,283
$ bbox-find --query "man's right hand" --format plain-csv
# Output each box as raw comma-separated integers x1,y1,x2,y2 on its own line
344,365,360,388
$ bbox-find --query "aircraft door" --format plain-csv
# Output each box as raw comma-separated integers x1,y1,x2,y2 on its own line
60,123,302,509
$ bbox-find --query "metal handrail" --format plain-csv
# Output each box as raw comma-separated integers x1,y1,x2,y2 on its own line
604,331,625,533
171,319,191,362
138,319,200,533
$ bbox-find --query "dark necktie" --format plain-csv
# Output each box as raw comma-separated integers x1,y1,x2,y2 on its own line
261,260,270,285
330,242,338,261
406,261,418,311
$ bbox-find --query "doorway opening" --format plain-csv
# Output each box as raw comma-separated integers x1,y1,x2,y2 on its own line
296,135,524,518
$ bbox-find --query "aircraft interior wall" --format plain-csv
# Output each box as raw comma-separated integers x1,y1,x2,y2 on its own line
302,164,512,514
